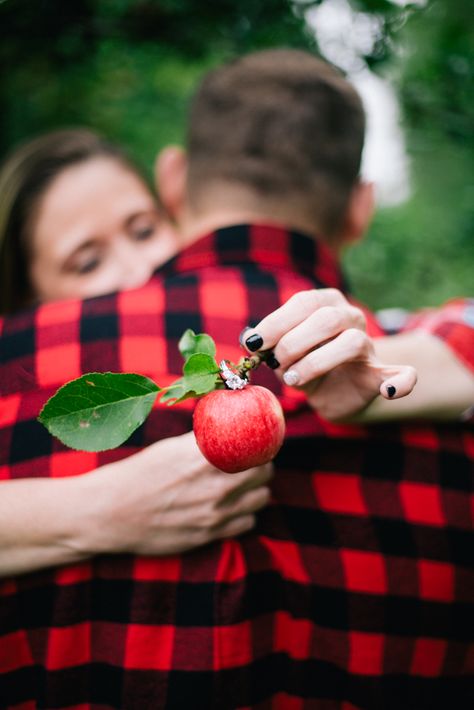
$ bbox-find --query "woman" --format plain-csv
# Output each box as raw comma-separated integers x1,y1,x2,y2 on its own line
0,128,178,313
0,129,272,576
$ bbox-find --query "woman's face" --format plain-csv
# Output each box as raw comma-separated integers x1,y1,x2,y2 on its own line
29,157,178,302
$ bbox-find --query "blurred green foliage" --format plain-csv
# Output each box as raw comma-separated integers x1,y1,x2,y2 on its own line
344,0,474,308
1,0,472,309
0,0,318,165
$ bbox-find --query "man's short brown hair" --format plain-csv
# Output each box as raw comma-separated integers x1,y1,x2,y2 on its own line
187,49,365,237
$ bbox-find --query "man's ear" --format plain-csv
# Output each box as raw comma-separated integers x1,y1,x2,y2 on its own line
340,181,375,244
155,146,188,221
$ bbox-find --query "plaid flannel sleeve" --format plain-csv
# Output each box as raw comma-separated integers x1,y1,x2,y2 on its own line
402,298,474,373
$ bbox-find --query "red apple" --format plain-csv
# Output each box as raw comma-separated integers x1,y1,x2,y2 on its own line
193,385,286,473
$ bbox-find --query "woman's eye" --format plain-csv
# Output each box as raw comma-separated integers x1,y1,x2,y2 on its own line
71,257,101,275
132,224,157,241
76,259,100,274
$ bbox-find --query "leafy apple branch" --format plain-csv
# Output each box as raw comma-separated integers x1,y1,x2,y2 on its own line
38,329,265,452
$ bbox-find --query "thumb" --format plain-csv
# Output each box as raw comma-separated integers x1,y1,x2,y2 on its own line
379,365,417,400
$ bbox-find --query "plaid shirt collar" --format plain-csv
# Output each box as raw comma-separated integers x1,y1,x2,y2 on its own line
159,223,347,292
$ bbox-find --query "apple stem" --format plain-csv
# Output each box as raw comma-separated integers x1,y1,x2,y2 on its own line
236,352,266,378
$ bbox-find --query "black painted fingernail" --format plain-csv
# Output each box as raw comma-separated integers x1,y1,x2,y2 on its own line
265,353,280,370
387,385,396,398
245,333,263,352
239,326,252,346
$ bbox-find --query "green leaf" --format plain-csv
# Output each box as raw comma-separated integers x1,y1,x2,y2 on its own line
160,378,187,404
178,329,217,361
182,353,220,393
38,373,160,452
161,354,220,404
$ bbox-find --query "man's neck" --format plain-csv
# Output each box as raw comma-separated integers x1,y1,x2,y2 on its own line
175,185,341,257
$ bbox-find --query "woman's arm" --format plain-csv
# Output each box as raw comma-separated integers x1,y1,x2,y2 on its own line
366,299,474,420
366,331,474,421
0,432,272,577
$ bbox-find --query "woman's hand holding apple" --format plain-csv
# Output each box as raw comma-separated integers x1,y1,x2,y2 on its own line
84,432,273,556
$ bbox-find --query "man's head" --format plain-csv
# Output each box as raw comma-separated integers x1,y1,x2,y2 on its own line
158,49,374,249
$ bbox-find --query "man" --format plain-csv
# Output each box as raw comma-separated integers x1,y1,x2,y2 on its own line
1,50,473,709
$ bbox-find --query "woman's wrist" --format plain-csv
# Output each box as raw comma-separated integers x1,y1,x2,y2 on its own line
65,464,130,558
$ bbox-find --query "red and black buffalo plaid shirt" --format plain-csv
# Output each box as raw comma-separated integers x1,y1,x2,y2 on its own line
0,224,473,710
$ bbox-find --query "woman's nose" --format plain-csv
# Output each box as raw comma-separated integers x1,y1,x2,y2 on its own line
114,240,153,290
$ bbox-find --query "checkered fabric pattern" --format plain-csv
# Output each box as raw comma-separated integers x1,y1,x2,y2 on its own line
0,224,472,710
402,299,474,374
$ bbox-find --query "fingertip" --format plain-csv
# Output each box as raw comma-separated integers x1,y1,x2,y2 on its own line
257,460,274,474
264,462,275,478
381,382,398,399
407,365,418,387
230,514,256,536
381,365,418,400
259,486,272,506
239,326,252,347
283,369,301,387
245,487,272,513
386,384,397,399
244,332,264,352
264,352,280,370
245,513,256,528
